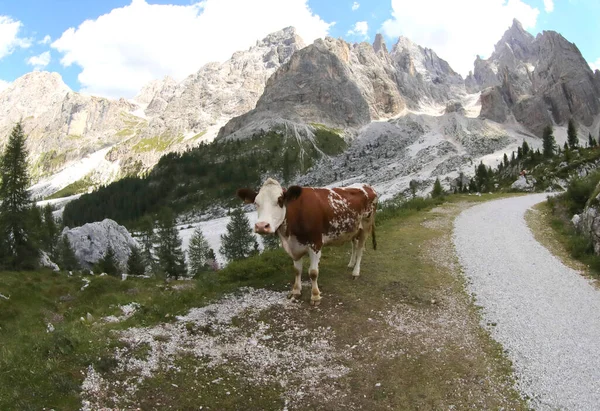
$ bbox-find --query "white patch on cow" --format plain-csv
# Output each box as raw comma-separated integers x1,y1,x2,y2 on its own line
343,183,370,198
255,178,286,234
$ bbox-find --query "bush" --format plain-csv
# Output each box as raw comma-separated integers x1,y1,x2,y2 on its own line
563,171,600,215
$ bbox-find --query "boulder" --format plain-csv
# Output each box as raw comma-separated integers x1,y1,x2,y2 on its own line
511,175,536,191
62,219,139,269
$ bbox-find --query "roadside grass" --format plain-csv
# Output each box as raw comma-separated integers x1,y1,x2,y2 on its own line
526,201,600,279
0,193,526,410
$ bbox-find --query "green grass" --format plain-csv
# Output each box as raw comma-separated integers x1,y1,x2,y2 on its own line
132,134,185,153
45,176,95,200
541,196,600,277
1,194,526,409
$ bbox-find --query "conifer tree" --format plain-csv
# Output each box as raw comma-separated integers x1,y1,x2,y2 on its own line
517,146,523,159
542,125,556,158
588,132,597,148
522,140,530,157
42,204,59,257
431,177,443,198
156,208,187,278
138,215,156,272
409,179,418,199
567,118,578,149
98,245,120,276
503,153,509,167
0,123,38,269
262,233,280,250
220,208,256,261
188,225,212,276
126,245,146,276
57,234,79,271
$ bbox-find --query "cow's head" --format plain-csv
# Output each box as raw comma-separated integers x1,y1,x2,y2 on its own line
237,178,302,235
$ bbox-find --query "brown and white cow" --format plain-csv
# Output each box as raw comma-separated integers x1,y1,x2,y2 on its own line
237,178,378,306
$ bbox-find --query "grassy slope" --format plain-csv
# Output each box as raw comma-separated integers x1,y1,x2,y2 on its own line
527,202,600,280
0,194,526,410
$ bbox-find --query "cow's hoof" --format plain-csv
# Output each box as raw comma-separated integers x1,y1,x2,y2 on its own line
347,263,355,269
287,292,301,300
310,299,321,306
352,274,360,280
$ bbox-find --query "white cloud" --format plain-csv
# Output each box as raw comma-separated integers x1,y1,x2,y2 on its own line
39,35,51,45
0,15,32,60
51,0,332,99
381,0,539,76
0,79,10,92
543,0,554,12
347,21,368,38
589,58,600,72
27,51,51,70
352,2,360,11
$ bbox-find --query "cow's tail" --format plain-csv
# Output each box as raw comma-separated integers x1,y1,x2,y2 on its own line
371,223,377,250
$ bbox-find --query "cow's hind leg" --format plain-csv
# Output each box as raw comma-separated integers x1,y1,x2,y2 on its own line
308,248,322,306
352,229,368,279
347,238,358,268
288,259,303,300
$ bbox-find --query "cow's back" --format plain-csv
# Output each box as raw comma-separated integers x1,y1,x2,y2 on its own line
284,185,377,248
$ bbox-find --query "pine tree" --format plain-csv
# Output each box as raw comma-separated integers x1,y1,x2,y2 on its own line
475,162,489,192
0,123,38,270
262,233,280,250
57,234,79,271
42,204,59,257
188,225,212,276
588,132,597,148
409,179,418,198
220,208,256,261
542,125,556,158
138,215,156,272
522,141,530,157
98,245,120,276
156,208,187,279
126,245,146,276
567,118,578,149
517,146,523,160
431,177,443,198
503,153,509,167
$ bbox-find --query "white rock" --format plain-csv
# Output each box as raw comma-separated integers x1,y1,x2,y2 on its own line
62,219,139,270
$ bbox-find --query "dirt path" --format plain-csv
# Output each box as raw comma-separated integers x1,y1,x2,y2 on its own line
454,194,600,410
80,198,526,410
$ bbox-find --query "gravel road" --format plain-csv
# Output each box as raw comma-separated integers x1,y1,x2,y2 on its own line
454,194,600,410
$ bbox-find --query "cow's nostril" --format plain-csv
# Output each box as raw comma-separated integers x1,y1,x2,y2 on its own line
265,223,270,228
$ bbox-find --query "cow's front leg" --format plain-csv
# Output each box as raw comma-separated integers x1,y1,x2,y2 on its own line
288,258,303,300
308,248,322,306
352,231,367,279
347,239,358,268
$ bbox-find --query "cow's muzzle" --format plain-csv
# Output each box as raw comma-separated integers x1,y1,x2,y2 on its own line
255,222,272,235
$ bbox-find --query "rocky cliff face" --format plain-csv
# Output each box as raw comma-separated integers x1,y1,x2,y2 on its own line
468,19,600,136
1,28,306,197
0,72,140,183
218,33,467,140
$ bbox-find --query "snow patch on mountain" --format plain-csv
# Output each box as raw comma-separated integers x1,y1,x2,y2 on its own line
30,146,120,199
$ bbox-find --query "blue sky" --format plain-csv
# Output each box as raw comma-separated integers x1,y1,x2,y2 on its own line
0,0,598,98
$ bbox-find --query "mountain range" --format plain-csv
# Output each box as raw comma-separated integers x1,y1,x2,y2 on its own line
1,20,599,203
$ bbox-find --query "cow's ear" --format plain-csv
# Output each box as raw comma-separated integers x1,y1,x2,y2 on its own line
277,188,286,208
236,188,257,204
283,186,302,203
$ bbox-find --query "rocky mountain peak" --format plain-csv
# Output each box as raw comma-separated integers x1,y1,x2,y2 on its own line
134,76,177,106
492,18,536,62
372,33,388,55
257,26,305,49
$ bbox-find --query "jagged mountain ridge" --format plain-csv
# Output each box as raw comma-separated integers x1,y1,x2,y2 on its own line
0,28,307,198
218,34,466,139
2,21,598,204
466,19,600,136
